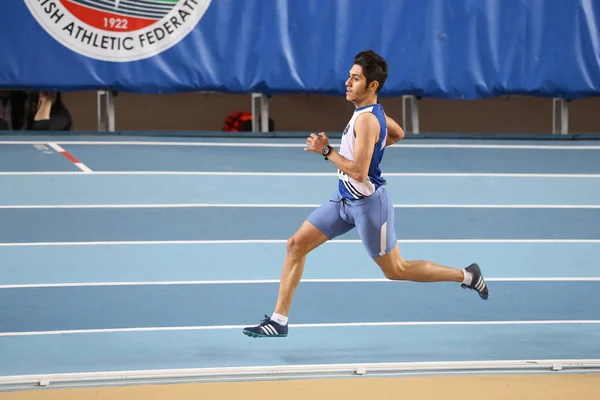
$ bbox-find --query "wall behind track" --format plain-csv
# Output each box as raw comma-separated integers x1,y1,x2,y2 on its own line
61,92,600,134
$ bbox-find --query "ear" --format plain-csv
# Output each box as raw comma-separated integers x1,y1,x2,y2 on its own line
369,80,379,92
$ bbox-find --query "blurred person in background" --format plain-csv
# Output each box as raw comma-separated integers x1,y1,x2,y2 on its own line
0,90,27,131
23,91,72,131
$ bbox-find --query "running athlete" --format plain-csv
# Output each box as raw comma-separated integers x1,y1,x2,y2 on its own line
243,50,489,338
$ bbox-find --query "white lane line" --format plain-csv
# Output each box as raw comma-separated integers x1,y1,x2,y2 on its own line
1,239,600,247
0,203,600,209
47,143,93,173
1,277,598,289
3,140,600,150
1,320,599,337
0,171,600,178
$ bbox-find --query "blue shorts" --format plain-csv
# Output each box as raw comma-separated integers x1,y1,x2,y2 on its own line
306,185,397,258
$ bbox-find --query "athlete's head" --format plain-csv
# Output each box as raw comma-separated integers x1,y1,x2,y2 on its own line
345,50,388,105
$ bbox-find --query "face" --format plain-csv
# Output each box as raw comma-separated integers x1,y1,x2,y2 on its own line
345,64,366,103
345,64,377,104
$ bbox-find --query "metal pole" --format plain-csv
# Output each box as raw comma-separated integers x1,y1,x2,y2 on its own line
107,91,115,132
97,91,106,131
402,95,420,134
552,98,568,135
251,93,260,132
261,95,270,133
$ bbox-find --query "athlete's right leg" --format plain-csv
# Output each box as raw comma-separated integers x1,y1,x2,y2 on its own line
243,195,354,338
373,245,488,299
354,186,489,299
375,244,462,283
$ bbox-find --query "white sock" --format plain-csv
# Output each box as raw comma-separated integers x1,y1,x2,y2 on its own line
271,312,288,326
462,269,473,286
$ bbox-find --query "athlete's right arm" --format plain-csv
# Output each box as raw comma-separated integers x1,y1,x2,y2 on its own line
385,115,405,146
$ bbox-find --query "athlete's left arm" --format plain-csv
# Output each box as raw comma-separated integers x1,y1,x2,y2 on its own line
306,113,379,182
385,115,405,146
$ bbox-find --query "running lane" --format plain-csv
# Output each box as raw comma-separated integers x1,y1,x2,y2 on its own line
1,242,599,285
1,281,599,333
0,144,79,172
59,144,600,173
2,324,598,376
0,207,599,243
0,175,599,206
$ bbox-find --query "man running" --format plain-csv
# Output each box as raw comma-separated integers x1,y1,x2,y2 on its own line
243,50,488,338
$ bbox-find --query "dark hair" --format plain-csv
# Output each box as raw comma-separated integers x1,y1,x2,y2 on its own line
353,50,388,94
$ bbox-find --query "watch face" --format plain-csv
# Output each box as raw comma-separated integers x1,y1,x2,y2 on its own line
323,146,330,155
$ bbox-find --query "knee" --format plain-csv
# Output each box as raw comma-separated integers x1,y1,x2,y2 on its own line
383,259,408,280
286,235,308,257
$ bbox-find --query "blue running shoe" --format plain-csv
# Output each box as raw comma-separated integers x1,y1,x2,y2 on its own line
461,263,489,300
242,315,288,338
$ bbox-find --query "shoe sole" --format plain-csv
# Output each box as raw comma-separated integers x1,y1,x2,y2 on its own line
242,330,287,338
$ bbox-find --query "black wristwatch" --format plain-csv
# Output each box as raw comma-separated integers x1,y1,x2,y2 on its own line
322,145,333,160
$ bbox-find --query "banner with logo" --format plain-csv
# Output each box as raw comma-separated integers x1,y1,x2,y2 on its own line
1,0,599,99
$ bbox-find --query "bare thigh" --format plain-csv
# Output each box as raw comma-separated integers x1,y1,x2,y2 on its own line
288,219,330,254
289,194,355,255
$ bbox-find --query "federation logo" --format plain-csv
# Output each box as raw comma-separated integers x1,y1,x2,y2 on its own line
25,0,212,62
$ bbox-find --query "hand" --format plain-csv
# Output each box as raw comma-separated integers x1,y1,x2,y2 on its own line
304,132,330,154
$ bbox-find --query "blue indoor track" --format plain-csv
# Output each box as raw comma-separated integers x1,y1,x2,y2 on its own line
0,136,599,387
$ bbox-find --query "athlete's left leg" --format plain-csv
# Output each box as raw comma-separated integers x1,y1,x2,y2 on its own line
242,193,355,338
353,186,489,299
